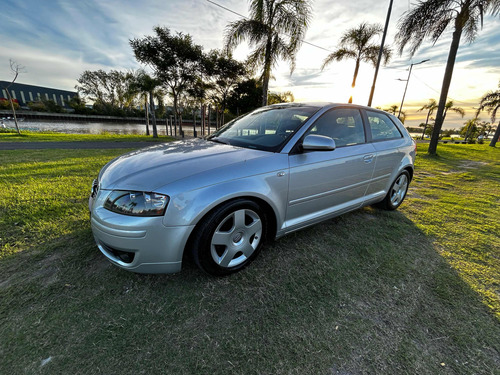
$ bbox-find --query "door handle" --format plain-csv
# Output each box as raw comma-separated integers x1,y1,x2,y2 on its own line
363,154,374,163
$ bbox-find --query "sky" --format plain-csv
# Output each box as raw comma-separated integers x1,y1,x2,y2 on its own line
1,0,500,129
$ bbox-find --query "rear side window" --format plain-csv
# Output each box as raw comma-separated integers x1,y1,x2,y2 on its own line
306,108,365,147
367,111,402,141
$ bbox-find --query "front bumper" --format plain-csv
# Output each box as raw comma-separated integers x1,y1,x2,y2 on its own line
90,191,194,274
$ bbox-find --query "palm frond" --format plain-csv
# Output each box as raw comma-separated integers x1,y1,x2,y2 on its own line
249,0,266,22
362,45,392,66
477,88,500,122
396,0,457,56
450,106,465,117
224,19,268,53
321,49,357,70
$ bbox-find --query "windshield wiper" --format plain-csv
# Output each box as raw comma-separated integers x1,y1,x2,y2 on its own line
210,137,230,145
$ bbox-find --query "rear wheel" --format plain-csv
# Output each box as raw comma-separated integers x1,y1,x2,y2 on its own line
377,171,410,210
191,199,267,276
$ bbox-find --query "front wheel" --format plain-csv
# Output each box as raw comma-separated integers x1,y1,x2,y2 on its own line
190,199,267,276
376,170,410,210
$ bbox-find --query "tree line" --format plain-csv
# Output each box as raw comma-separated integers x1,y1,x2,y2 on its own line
3,0,500,147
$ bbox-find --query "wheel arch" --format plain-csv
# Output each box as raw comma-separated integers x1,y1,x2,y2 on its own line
183,195,278,260
404,165,414,181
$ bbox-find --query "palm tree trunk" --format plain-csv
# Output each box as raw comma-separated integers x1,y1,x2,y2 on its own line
261,37,273,107
149,90,158,138
428,23,463,155
489,122,500,147
173,92,179,137
207,104,212,135
349,60,361,104
464,123,472,143
144,97,150,136
351,60,360,88
421,110,432,140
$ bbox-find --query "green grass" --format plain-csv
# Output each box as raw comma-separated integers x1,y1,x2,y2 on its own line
0,144,499,374
0,129,173,143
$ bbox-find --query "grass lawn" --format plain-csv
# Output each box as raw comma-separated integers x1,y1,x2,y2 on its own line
0,143,498,374
0,130,173,143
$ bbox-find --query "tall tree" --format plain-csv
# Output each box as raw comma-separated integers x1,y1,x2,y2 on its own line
477,81,500,147
418,99,438,140
76,69,137,110
204,50,247,126
396,0,500,155
322,23,391,103
132,71,163,138
461,117,479,142
224,0,312,106
226,78,262,116
130,27,204,129
0,60,25,134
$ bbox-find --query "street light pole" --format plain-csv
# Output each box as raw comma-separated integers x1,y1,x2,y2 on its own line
397,59,430,118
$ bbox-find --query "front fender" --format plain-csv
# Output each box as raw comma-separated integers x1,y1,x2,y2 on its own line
161,171,288,233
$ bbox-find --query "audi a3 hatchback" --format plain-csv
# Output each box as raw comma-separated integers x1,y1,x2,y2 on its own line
89,103,416,276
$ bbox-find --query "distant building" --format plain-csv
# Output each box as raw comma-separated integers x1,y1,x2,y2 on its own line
0,81,77,109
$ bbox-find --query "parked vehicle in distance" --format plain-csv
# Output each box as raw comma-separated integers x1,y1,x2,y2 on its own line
89,103,416,276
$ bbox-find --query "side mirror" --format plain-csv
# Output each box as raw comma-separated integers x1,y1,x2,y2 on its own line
302,134,336,151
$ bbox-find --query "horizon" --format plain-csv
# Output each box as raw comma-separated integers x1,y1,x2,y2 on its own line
1,0,499,130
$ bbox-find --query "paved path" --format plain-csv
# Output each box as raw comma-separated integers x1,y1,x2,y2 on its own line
0,141,161,150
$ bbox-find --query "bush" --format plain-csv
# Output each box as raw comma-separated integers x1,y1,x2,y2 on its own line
0,99,19,110
27,99,65,113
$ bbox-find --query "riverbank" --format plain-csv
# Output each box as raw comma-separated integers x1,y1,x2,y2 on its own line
1,109,170,124
0,130,174,143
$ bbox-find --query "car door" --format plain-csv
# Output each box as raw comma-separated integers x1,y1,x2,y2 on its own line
363,110,407,202
285,107,376,231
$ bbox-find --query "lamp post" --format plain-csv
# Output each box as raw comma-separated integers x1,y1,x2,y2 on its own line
397,59,430,119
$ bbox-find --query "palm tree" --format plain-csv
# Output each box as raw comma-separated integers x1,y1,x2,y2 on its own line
396,0,500,155
418,99,438,140
322,23,391,104
133,72,163,138
462,118,479,143
477,81,500,147
443,100,465,122
384,104,406,123
225,0,312,106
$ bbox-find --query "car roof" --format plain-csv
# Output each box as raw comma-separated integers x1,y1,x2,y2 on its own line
266,102,389,113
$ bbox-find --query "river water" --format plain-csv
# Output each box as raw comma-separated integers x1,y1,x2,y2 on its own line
1,118,214,137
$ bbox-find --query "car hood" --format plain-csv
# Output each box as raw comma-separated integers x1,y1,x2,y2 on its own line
98,138,270,191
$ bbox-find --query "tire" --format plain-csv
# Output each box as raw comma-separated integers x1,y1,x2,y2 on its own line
191,199,268,276
376,170,410,211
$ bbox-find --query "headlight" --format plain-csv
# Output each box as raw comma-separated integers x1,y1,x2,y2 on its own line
103,191,169,216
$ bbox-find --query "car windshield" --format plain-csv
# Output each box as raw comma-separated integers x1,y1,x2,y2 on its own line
208,105,320,152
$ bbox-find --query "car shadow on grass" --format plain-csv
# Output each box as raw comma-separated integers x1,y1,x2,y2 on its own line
0,208,499,375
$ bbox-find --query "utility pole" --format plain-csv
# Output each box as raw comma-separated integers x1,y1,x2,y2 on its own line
367,0,393,107
397,59,430,118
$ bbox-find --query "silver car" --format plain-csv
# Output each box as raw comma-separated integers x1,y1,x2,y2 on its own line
89,103,415,276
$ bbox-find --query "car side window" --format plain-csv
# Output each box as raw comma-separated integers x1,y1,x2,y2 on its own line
306,108,365,147
367,111,402,141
